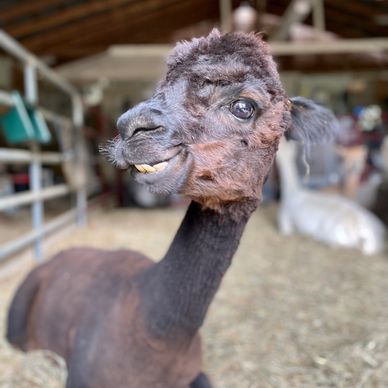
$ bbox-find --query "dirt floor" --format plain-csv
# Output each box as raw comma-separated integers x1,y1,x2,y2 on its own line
0,203,388,388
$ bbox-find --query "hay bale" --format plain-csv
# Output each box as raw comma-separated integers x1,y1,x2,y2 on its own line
0,350,66,388
1,204,387,387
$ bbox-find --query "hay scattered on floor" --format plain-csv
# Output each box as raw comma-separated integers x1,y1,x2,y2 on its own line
1,204,387,387
0,272,66,388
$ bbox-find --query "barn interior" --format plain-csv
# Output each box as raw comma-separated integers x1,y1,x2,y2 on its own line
0,1,388,387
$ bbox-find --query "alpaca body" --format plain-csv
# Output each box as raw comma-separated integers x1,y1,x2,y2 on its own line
277,139,386,255
8,202,248,388
8,30,339,387
9,249,201,388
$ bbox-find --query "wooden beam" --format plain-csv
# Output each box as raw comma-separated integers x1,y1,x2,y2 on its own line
277,55,388,72
324,0,379,19
102,38,388,57
326,0,388,35
20,0,179,52
0,0,69,24
56,41,388,83
25,0,216,57
62,0,216,48
324,5,388,38
271,38,388,55
42,46,109,59
6,0,131,38
267,0,388,39
325,0,388,31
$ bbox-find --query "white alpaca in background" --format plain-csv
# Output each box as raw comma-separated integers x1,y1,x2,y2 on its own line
276,138,386,255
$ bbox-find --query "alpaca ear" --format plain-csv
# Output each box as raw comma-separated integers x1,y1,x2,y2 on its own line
286,96,339,144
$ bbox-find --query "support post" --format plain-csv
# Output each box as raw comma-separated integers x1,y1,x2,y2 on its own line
29,143,44,260
312,0,325,33
219,0,233,33
76,188,87,226
270,0,312,41
72,94,87,226
24,63,44,261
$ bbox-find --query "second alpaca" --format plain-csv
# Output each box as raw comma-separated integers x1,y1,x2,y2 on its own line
276,138,386,255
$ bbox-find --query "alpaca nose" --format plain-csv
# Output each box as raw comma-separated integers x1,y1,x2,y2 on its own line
117,105,162,140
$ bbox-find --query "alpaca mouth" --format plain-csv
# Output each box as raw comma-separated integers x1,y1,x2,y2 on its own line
132,146,183,176
130,147,189,189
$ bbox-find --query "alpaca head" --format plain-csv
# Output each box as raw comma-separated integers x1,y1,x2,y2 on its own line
105,29,337,210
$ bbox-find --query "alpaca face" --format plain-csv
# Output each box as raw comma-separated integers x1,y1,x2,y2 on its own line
106,30,291,208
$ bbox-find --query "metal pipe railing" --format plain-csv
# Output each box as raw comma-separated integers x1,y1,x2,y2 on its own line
0,184,70,210
40,108,73,127
0,30,79,97
0,209,77,262
0,31,85,131
0,29,87,261
0,148,64,164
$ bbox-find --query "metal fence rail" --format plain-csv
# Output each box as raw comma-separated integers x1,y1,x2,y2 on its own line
0,29,87,262
0,184,71,210
0,148,64,164
0,209,77,261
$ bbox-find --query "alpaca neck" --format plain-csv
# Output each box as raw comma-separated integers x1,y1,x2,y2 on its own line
141,200,254,340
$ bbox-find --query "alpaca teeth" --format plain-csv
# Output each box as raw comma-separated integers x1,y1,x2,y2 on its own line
153,162,168,172
134,161,168,173
142,164,156,173
134,164,145,173
134,164,153,173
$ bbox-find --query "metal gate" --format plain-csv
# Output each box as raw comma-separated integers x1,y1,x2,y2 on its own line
0,30,87,262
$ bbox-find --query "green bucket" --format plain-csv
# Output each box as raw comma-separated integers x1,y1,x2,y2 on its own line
0,91,51,144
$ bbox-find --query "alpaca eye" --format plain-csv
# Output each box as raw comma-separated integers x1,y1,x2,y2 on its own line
230,99,255,120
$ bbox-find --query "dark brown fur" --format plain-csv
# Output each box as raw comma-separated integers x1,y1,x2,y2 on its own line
7,29,338,388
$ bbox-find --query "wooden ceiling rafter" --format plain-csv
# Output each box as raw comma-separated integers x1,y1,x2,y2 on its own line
277,54,388,72
0,0,72,24
27,0,217,59
324,9,386,38
324,1,388,37
48,6,217,61
266,0,388,38
20,0,177,52
59,0,218,50
324,0,387,19
60,0,190,46
6,0,133,39
42,45,109,58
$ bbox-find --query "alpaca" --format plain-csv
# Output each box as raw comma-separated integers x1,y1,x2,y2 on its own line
276,137,386,255
7,29,338,388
